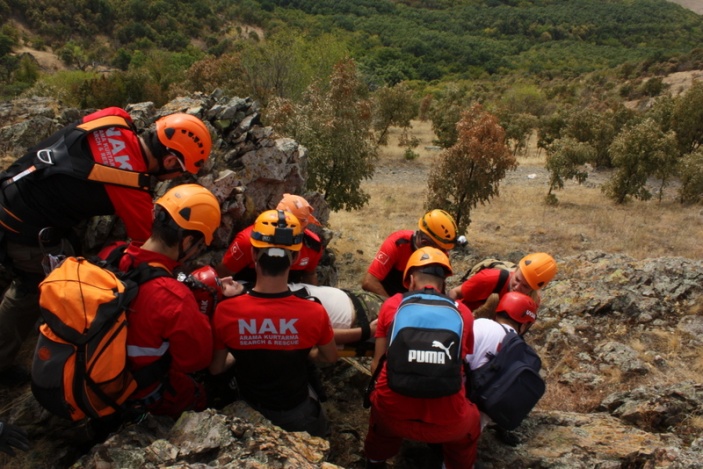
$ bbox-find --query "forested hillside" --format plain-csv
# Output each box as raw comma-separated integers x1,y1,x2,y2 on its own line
2,0,703,101
3,0,703,213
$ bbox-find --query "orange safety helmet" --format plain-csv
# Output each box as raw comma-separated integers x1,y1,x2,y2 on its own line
250,209,304,251
403,246,453,288
156,113,212,174
418,209,458,251
155,184,221,245
276,193,320,230
497,292,538,324
184,265,224,317
518,252,557,291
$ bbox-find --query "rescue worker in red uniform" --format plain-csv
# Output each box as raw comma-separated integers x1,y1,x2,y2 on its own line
449,252,558,311
364,247,481,468
362,209,458,298
0,108,212,386
114,184,236,418
217,193,323,284
210,209,338,437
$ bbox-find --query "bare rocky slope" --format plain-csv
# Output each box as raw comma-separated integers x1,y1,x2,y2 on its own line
0,96,702,468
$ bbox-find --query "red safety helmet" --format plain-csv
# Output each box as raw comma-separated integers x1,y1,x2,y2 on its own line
497,292,538,324
184,266,223,317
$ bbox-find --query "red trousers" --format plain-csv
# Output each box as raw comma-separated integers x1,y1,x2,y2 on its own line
364,404,481,469
146,371,207,418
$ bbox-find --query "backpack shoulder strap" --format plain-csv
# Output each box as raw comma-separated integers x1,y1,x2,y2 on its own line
74,116,152,191
493,269,510,294
3,115,153,192
291,286,322,304
342,289,373,355
130,262,172,284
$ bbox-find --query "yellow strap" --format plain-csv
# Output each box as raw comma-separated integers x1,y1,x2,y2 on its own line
77,115,130,132
146,261,172,276
87,165,149,190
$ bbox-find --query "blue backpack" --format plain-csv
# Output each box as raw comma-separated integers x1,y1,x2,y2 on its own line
386,289,464,398
467,325,545,430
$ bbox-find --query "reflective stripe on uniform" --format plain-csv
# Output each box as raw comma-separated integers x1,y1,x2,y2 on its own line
127,341,170,358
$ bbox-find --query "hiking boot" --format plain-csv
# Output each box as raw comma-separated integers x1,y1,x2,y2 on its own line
0,365,30,387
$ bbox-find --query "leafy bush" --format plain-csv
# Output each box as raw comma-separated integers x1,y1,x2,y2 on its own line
267,58,377,211
603,118,678,203
678,149,703,205
545,137,593,202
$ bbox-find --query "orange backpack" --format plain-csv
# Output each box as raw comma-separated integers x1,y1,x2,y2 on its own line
31,256,169,421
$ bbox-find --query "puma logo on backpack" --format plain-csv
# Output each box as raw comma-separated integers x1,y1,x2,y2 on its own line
31,256,169,421
386,289,464,398
467,325,545,430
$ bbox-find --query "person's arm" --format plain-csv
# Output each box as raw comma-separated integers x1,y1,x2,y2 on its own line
333,319,377,345
362,272,389,297
218,229,253,277
106,187,153,243
315,339,338,363
165,289,213,373
209,349,231,375
370,336,388,374
448,284,463,300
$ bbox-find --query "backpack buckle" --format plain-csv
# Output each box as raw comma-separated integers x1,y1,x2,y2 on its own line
36,149,55,165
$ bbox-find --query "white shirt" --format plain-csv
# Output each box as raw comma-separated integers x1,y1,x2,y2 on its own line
288,283,354,329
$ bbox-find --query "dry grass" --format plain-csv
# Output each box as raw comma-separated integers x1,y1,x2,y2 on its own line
538,382,604,413
328,120,703,289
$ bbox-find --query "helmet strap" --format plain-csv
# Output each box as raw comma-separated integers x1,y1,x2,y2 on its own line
177,231,197,263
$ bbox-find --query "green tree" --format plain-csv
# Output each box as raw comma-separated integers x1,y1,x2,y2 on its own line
14,54,40,85
267,58,377,211
372,82,417,145
544,137,593,204
426,103,516,234
670,81,703,155
499,112,538,155
603,118,678,203
678,148,703,205
238,32,348,106
499,84,548,117
563,107,618,168
428,84,471,149
58,41,89,70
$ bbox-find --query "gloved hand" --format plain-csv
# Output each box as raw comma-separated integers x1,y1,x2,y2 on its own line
0,421,29,456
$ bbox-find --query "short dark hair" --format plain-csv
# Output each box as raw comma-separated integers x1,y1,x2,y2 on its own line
254,248,292,276
144,127,170,160
152,206,204,248
496,311,520,328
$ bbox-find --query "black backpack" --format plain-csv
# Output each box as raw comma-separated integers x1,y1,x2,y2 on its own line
386,289,464,399
467,325,545,430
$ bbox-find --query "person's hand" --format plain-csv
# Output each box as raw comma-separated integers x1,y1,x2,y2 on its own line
0,421,29,456
369,319,378,338
220,277,244,297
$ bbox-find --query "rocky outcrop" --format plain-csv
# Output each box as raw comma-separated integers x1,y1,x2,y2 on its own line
73,405,338,469
0,92,337,284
